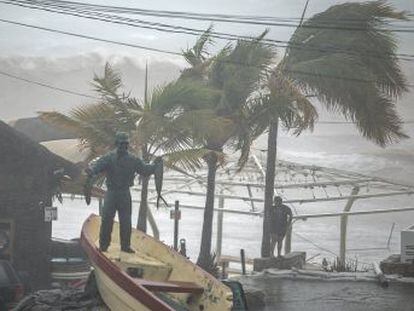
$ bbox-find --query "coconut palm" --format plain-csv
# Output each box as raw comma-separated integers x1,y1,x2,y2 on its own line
40,63,219,233
260,1,409,257
178,30,274,268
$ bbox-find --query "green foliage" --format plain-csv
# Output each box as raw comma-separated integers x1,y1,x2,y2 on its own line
261,0,408,258
323,257,370,273
281,0,408,146
180,27,276,267
179,27,275,167
198,253,220,278
40,63,219,172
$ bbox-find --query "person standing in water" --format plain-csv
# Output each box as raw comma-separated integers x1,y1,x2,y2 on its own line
269,196,293,258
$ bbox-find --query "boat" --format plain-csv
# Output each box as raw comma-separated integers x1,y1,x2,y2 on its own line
80,214,234,311
50,238,91,289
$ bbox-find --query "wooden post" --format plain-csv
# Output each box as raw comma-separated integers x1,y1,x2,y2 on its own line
174,200,180,251
339,186,360,265
285,224,292,254
147,206,160,240
98,198,103,216
240,249,246,275
221,261,228,279
216,193,224,260
246,185,256,211
373,262,389,288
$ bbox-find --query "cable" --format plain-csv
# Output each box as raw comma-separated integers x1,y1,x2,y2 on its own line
317,120,414,124
0,18,182,56
0,70,99,99
2,67,414,128
2,69,414,128
20,0,414,26
279,68,414,88
3,0,414,33
2,0,414,63
1,18,413,89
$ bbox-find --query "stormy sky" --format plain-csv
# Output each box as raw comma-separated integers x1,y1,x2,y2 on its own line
0,0,413,122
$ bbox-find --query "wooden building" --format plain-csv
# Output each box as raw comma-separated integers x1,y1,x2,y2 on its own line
0,120,80,289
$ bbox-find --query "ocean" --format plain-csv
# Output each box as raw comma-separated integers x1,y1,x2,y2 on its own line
53,123,414,267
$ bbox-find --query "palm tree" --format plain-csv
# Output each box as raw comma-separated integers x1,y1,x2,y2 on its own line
178,29,274,268
40,63,218,233
260,1,409,257
130,65,221,232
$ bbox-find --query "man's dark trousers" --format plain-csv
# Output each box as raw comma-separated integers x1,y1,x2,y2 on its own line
100,189,132,251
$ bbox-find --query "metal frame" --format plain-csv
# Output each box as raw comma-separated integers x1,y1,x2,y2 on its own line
133,155,414,263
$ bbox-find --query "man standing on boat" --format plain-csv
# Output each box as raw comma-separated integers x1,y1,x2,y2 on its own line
84,132,162,253
269,196,293,258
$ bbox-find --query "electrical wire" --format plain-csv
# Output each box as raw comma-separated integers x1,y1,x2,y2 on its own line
18,0,413,26
1,69,414,129
3,0,414,32
1,18,414,89
0,69,98,99
2,0,413,63
0,18,182,56
317,120,414,124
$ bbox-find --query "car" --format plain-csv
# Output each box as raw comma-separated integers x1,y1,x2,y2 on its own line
0,260,24,310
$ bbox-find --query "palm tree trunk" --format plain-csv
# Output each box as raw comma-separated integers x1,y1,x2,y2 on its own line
261,118,279,257
197,153,218,269
137,175,149,232
137,145,149,232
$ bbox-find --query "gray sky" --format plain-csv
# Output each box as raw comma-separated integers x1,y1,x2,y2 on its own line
0,0,413,121
0,0,412,57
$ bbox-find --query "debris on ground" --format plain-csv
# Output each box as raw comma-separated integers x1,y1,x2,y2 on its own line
14,272,108,311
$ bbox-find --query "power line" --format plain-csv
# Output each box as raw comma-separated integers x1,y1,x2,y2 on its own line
279,68,414,88
22,0,414,26
1,18,413,89
2,69,414,127
2,68,414,122
2,1,414,63
317,120,414,124
3,0,414,33
0,70,98,99
0,18,182,56
0,0,388,23
5,0,414,62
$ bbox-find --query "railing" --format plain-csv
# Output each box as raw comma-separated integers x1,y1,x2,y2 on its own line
174,200,414,265
62,194,414,265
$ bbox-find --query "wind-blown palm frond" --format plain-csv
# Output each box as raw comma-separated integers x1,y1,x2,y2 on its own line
92,62,138,130
209,31,274,111
162,148,218,172
267,70,318,135
282,0,408,145
149,80,221,113
171,109,233,146
178,29,276,268
39,104,121,159
183,25,214,66
92,62,123,100
181,25,215,80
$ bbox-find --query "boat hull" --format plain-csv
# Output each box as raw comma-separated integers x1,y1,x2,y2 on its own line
81,214,233,311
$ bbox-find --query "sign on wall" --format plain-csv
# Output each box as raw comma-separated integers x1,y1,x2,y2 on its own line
44,206,58,222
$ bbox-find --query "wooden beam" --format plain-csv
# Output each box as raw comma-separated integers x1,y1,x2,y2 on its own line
246,185,256,211
136,279,204,294
136,189,414,205
218,255,254,265
216,193,224,259
293,206,414,219
339,186,360,265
